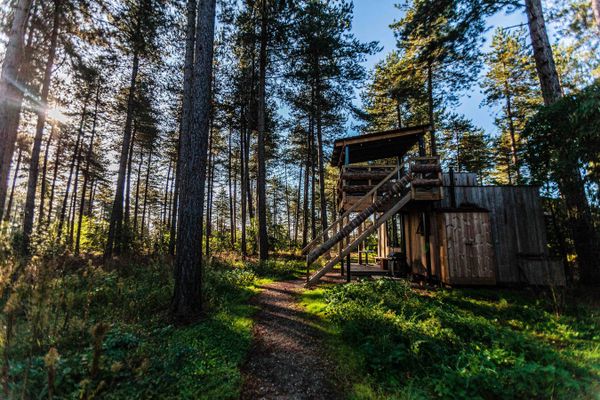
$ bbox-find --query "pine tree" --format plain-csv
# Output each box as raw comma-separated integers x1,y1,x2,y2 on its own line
0,0,33,222
105,0,167,257
171,0,217,322
481,28,541,184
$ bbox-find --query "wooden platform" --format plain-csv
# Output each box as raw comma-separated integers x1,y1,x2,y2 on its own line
339,263,390,277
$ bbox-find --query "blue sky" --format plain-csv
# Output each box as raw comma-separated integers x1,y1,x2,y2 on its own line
350,0,528,136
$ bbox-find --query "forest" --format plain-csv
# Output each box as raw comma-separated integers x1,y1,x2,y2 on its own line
0,0,598,398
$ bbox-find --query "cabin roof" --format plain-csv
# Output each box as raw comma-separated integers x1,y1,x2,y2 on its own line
330,125,430,167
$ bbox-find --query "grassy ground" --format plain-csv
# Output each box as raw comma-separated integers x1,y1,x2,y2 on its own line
300,279,600,400
0,254,303,400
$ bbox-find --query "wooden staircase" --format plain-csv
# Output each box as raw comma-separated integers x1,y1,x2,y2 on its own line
303,157,442,286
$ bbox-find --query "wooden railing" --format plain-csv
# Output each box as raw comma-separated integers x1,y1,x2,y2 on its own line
301,166,400,255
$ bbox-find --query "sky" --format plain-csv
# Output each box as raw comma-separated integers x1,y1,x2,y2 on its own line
350,0,528,136
0,0,531,137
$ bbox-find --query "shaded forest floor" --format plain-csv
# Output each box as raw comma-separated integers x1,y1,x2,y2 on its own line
300,278,600,399
2,252,598,399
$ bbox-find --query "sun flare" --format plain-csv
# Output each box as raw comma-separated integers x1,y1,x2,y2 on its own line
47,106,68,123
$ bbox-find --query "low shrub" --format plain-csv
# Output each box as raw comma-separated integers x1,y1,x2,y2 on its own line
312,279,599,399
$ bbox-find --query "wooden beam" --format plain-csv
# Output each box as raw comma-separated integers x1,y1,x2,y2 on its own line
306,192,413,286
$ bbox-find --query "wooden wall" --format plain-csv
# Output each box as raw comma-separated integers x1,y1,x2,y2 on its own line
437,211,496,285
439,186,564,285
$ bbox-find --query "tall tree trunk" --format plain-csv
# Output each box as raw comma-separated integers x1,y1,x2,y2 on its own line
22,0,61,252
133,150,144,235
162,160,172,226
256,0,269,261
171,0,216,323
169,146,180,255
314,61,328,240
593,0,600,27
0,0,33,222
294,164,302,246
141,150,152,239
38,123,56,228
47,134,63,226
205,126,214,257
170,0,197,257
228,131,235,247
125,126,137,227
75,83,100,254
396,100,402,128
58,89,91,237
525,0,562,107
240,115,247,256
3,148,22,223
310,122,316,241
502,64,521,183
427,62,437,155
302,129,310,248
245,128,254,220
105,46,140,257
284,163,291,242
88,178,96,216
526,0,600,283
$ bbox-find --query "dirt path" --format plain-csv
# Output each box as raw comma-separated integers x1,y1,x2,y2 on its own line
240,279,341,400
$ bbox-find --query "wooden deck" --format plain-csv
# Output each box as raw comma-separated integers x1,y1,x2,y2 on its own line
335,263,390,277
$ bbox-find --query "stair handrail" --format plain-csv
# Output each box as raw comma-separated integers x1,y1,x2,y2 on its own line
301,165,400,255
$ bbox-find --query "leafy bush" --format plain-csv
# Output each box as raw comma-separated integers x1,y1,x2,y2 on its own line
1,255,260,399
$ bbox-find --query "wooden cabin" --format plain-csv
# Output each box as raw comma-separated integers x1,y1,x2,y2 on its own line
303,125,565,287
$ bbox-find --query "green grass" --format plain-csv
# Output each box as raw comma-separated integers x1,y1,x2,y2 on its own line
1,256,266,400
300,279,600,400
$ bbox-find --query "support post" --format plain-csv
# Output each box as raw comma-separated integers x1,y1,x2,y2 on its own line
418,134,426,156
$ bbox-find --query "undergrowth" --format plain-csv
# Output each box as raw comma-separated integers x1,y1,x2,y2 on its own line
301,279,600,400
1,253,264,399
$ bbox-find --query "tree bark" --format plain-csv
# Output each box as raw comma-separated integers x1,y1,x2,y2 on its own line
170,0,197,257
205,125,214,257
302,128,310,248
314,61,328,241
294,164,302,246
58,88,91,237
23,0,61,253
524,0,562,106
105,46,140,257
133,150,144,235
171,0,216,323
125,125,137,228
256,0,269,261
427,62,437,155
3,148,22,223
38,123,56,227
526,0,600,283
228,130,235,246
75,83,100,254
592,0,600,28
240,112,247,256
0,0,33,222
502,62,521,183
141,149,152,239
47,134,63,226
162,160,172,226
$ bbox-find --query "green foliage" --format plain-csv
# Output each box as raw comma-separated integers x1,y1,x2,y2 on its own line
242,257,305,280
481,27,542,185
1,255,261,399
524,81,600,191
303,280,599,399
439,113,494,181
